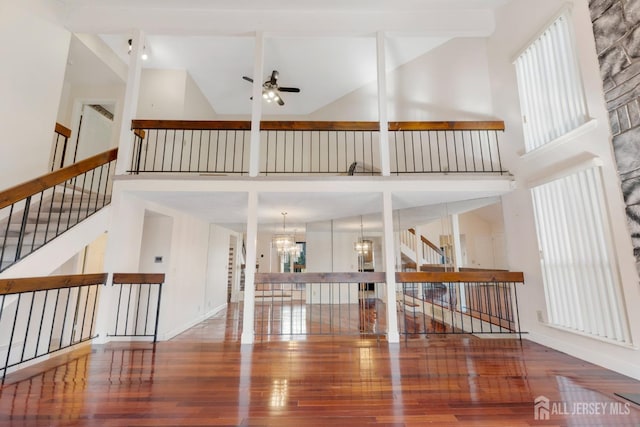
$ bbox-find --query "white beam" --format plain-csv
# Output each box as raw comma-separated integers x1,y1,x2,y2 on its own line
248,31,264,177
63,7,497,37
383,191,399,343
377,31,391,177
241,190,258,344
115,29,144,175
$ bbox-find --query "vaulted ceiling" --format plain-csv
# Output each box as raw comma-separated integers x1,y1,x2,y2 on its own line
61,0,509,116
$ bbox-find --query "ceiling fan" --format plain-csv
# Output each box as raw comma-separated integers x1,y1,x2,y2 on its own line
242,70,300,106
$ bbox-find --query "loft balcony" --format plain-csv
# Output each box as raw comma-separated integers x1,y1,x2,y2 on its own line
127,119,508,177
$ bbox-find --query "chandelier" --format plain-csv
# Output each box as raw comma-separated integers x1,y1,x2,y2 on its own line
271,212,299,261
353,215,373,256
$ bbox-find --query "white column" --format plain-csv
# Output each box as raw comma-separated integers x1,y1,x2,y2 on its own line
451,213,467,310
451,214,463,271
248,32,264,177
115,30,145,175
241,191,258,344
377,31,391,177
383,191,399,343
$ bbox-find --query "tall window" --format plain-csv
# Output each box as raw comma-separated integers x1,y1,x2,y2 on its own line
514,11,588,152
531,166,630,344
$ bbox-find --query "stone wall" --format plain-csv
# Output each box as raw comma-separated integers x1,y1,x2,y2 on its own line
590,0,640,267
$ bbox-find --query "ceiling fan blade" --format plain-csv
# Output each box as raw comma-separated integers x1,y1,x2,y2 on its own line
242,76,253,83
270,70,278,85
276,96,285,106
278,87,300,93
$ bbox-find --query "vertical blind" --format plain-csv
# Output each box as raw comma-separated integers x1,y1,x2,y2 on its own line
531,167,630,344
514,12,588,152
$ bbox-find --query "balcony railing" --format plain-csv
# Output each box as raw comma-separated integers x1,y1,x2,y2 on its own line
251,270,523,341
253,272,387,340
130,120,506,176
0,273,165,384
395,270,523,337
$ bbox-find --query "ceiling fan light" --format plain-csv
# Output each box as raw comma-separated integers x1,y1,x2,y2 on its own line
262,92,269,99
268,90,275,98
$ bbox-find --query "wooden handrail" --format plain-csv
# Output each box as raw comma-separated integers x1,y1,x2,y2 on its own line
131,120,505,132
396,271,524,283
0,148,118,209
112,273,165,284
54,122,72,138
0,274,108,295
388,121,505,131
132,120,251,131
408,228,444,256
255,272,386,284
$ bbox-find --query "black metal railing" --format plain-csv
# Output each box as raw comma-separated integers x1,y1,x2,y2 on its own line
51,123,72,172
395,271,523,338
0,274,105,384
389,122,506,175
260,122,380,175
0,149,117,273
130,120,507,176
253,272,387,340
108,273,164,342
130,121,250,174
0,272,165,384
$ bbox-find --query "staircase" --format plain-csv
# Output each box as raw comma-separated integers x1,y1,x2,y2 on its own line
399,228,451,272
0,149,117,273
0,188,110,271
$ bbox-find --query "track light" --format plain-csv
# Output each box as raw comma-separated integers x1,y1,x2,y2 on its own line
128,38,148,61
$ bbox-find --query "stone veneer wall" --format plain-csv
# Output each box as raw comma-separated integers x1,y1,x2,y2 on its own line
589,0,640,269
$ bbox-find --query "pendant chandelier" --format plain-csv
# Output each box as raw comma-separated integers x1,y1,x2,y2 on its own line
271,212,299,261
353,215,373,256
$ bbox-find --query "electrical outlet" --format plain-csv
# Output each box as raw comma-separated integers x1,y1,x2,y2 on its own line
536,310,544,323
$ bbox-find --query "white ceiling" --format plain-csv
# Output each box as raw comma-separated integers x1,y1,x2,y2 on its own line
61,0,508,116
98,34,451,115
132,187,505,233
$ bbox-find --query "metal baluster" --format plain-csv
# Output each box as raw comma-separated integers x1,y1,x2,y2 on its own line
153,283,163,342
2,294,22,384
469,130,477,172
34,290,49,357
1,205,15,270
495,130,504,175
80,285,91,340
144,284,152,335
93,164,104,213
48,289,61,352
453,131,460,173
15,196,32,261
68,286,81,345
59,288,73,348
89,284,100,337
19,292,37,362
123,284,133,335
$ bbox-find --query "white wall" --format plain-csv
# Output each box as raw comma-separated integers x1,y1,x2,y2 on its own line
308,38,495,121
184,72,217,119
137,69,216,119
205,224,232,316
139,214,173,274
488,0,640,379
0,1,70,188
459,212,497,269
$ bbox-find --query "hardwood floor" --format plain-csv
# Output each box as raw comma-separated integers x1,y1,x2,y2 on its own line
1,303,639,426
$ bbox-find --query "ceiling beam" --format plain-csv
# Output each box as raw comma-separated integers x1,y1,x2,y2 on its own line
62,7,496,37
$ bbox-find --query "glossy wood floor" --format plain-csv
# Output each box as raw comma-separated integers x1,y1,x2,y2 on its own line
1,303,639,426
